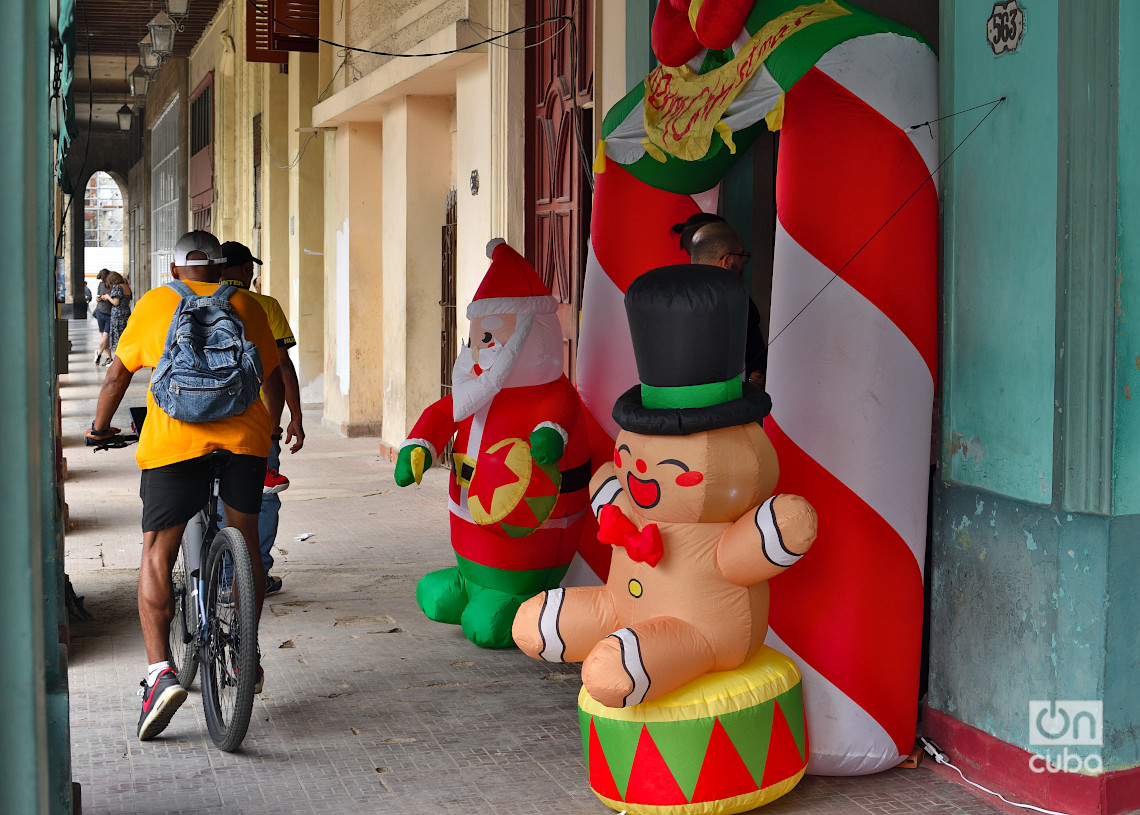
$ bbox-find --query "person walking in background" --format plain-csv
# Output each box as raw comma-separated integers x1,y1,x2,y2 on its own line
220,241,305,596
689,221,768,389
671,211,725,254
93,268,114,364
104,271,133,359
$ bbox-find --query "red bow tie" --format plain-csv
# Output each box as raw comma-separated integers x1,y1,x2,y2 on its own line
598,504,663,567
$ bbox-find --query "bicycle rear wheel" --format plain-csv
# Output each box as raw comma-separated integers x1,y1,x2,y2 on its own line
168,539,199,688
201,527,258,751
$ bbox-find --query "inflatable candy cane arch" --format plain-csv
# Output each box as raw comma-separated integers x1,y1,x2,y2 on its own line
575,0,937,774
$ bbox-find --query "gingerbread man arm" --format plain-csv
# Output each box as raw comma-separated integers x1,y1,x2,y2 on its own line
717,494,818,587
589,463,634,519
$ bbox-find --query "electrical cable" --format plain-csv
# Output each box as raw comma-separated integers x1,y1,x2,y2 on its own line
919,737,1073,815
463,18,569,51
244,0,568,60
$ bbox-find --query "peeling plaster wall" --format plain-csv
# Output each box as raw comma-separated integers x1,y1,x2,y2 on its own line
931,486,1140,769
930,487,1106,754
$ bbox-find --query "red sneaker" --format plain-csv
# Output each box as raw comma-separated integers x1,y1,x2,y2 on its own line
264,466,289,494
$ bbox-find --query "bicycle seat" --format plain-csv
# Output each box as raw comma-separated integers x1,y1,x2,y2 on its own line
204,450,235,470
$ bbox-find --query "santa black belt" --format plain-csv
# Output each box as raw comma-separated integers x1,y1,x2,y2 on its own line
457,460,590,494
559,461,591,494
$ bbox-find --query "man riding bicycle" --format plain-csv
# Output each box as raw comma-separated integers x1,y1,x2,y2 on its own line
84,230,283,741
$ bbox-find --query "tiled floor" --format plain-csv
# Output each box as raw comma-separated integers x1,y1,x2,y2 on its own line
61,317,1009,815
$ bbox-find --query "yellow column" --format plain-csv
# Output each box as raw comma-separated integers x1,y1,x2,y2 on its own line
261,63,290,303
288,51,325,401
489,0,526,247
323,122,383,435
382,96,453,444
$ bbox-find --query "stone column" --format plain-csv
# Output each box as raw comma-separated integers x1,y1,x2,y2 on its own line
288,51,326,402
381,96,453,445
323,121,383,436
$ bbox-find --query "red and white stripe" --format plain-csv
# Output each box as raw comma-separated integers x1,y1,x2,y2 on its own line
765,34,938,775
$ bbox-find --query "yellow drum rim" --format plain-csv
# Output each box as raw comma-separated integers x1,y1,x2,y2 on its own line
579,645,802,721
591,769,805,815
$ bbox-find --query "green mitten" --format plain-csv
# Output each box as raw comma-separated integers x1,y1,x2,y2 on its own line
529,426,564,465
395,444,431,486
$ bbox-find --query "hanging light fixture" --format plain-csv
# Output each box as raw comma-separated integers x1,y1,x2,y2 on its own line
139,35,161,70
148,11,177,56
166,0,191,18
129,65,150,97
117,104,134,131
117,56,134,130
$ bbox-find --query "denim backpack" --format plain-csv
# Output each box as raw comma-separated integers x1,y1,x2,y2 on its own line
149,281,264,423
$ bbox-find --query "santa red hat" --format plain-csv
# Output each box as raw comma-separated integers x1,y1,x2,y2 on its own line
467,239,559,319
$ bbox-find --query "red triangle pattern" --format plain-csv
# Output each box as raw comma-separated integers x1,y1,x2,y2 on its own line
623,725,689,805
760,701,807,788
691,718,760,803
587,719,623,801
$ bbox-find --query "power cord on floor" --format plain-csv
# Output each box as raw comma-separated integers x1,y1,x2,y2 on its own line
919,737,1072,815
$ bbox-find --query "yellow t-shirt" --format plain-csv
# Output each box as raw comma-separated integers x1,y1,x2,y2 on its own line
219,279,296,348
115,280,281,469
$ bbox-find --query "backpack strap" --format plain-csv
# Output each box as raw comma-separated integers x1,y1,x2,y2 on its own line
215,284,237,301
166,280,195,298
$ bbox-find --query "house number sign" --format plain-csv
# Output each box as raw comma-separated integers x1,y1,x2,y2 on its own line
987,0,1025,55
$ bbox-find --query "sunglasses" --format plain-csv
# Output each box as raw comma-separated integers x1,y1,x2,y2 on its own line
723,251,752,264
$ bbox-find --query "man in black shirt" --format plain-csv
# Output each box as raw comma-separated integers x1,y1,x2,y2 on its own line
689,222,768,389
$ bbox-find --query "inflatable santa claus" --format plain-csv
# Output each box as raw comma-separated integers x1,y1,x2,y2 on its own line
395,240,601,648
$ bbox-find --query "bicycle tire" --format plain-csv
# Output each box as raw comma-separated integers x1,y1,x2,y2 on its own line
168,538,199,688
200,527,259,751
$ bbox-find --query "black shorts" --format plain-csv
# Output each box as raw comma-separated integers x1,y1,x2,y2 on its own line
95,310,111,334
140,453,266,532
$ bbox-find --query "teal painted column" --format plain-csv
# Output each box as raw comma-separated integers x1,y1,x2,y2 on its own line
933,0,1140,782
0,0,72,813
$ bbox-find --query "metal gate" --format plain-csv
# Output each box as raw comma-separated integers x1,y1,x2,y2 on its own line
440,188,458,469
150,96,181,287
440,187,458,398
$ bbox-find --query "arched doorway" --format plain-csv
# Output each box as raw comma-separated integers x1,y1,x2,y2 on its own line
83,170,125,290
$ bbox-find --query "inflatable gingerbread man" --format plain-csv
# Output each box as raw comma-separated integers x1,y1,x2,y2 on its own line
395,240,604,649
514,265,817,707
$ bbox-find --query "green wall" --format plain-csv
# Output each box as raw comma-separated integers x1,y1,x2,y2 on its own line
0,0,72,813
934,0,1140,775
941,0,1058,504
1112,2,1140,514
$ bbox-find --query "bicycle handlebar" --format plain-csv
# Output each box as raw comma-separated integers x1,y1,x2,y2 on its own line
86,433,139,451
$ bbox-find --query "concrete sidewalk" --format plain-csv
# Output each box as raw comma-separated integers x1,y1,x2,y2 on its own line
60,316,1005,815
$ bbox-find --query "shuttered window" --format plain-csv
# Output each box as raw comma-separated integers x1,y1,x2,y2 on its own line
247,0,319,64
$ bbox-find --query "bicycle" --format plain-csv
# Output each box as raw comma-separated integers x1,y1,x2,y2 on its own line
90,421,260,752
169,449,260,751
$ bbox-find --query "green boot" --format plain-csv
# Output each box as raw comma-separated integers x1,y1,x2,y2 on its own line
416,567,469,624
460,586,525,649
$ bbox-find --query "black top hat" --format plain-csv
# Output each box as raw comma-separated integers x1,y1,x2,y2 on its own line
612,264,772,436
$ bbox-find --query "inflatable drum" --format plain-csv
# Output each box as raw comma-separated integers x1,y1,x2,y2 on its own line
579,646,807,815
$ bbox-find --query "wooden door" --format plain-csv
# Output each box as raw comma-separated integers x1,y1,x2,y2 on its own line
526,0,593,381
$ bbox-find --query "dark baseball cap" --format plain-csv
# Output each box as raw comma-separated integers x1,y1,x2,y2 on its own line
220,241,262,268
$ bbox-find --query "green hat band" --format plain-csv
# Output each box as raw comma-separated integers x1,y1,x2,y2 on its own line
641,377,742,410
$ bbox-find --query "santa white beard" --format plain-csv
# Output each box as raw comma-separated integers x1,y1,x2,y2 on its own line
451,311,565,421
